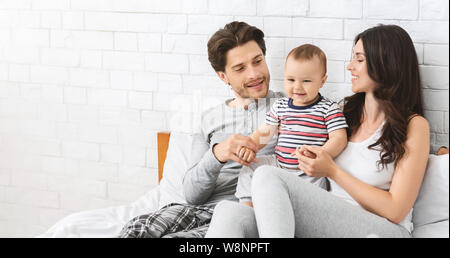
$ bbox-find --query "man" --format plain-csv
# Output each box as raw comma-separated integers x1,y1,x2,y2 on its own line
119,21,283,238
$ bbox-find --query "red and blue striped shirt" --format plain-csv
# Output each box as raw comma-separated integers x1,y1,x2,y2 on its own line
265,95,348,169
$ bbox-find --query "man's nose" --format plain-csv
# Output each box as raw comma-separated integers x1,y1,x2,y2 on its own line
247,65,258,79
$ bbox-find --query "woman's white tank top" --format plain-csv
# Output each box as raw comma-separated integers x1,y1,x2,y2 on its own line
330,122,413,233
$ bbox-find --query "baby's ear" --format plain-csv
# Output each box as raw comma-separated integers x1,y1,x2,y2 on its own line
321,74,328,85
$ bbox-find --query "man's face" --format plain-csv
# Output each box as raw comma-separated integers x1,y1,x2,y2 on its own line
217,40,270,100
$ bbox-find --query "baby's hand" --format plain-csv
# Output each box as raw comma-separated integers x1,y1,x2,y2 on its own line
238,147,258,164
290,146,316,159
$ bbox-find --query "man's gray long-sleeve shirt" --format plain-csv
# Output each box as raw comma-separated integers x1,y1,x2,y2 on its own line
182,90,284,206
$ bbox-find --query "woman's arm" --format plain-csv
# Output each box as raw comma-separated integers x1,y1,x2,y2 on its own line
380,116,430,222
298,116,430,223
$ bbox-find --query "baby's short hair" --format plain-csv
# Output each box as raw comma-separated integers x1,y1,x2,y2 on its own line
286,44,327,75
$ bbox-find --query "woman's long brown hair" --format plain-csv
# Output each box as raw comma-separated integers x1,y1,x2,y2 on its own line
343,25,424,169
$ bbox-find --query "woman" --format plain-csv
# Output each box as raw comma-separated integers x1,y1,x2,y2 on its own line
205,24,430,238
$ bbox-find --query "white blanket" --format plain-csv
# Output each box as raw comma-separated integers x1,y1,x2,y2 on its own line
37,187,160,238
38,132,192,238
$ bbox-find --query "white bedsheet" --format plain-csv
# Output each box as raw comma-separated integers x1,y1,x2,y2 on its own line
37,187,160,238
38,132,193,238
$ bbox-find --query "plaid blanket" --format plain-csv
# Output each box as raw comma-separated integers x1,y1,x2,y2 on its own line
118,203,214,238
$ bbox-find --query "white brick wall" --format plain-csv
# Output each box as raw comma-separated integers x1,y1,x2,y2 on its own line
0,0,448,237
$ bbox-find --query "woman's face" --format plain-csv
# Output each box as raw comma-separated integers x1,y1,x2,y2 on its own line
347,39,378,93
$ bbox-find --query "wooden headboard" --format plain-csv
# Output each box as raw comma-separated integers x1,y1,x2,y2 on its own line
157,132,170,183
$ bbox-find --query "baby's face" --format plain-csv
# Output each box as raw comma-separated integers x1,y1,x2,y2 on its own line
284,56,327,106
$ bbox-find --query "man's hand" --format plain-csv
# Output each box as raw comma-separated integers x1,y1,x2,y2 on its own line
212,134,259,166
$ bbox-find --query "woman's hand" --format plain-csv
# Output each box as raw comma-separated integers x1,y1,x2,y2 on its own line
295,145,339,178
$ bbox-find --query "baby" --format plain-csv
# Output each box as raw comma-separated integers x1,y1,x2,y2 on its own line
235,44,348,207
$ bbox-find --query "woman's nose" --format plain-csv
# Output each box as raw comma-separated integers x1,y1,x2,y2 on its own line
346,61,353,71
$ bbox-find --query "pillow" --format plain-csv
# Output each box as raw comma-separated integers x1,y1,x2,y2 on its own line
412,154,449,228
157,132,195,208
412,220,449,238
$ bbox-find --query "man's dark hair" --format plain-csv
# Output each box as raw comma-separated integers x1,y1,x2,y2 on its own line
207,21,266,72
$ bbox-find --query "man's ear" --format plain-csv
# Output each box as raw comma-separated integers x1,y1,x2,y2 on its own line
217,71,230,85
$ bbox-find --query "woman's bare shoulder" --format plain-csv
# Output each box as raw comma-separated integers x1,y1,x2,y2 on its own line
405,115,430,149
407,115,429,131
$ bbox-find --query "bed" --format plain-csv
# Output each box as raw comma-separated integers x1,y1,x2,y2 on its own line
38,132,449,238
